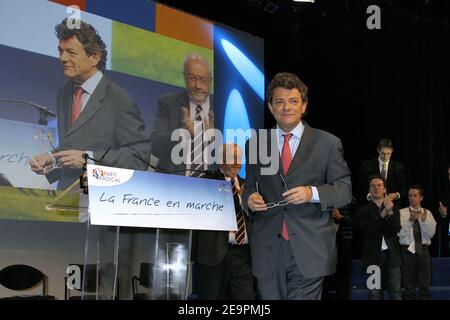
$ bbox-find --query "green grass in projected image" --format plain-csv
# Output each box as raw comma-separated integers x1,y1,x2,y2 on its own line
111,22,214,91
0,187,78,222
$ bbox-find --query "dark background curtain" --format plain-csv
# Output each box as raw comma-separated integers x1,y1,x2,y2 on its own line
264,2,450,256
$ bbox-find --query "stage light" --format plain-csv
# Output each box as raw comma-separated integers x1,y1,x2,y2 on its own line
223,89,252,178
220,39,264,100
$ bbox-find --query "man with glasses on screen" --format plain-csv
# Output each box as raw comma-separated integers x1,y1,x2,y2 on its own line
243,72,352,300
150,53,214,176
29,18,149,190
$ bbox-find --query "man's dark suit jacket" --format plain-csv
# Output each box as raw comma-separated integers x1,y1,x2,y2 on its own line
243,123,352,279
359,158,407,204
150,91,214,175
191,173,252,266
47,76,150,189
355,201,402,268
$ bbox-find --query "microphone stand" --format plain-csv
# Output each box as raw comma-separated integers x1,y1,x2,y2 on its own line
0,98,56,125
80,148,111,195
80,154,89,194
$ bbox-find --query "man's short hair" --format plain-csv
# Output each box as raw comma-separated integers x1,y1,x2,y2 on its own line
378,138,394,150
266,72,308,105
368,174,385,188
409,185,424,197
55,18,107,72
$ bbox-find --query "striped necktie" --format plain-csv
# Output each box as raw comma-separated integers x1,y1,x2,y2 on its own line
190,105,204,177
231,178,246,245
411,209,424,255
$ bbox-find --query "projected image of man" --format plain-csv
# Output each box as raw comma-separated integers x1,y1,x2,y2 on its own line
29,18,149,189
150,53,214,175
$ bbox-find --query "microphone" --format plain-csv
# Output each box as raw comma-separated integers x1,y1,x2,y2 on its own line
80,148,111,194
82,147,111,164
132,153,220,177
0,98,56,125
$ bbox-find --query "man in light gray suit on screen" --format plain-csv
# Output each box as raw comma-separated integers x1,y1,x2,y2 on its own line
29,19,149,190
150,54,214,175
243,72,352,300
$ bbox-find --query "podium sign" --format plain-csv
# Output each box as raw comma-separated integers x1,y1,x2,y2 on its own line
87,164,238,231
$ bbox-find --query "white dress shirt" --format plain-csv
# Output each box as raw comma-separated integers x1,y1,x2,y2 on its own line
275,122,320,203
398,206,437,248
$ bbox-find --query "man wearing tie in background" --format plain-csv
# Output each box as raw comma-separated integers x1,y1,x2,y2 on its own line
29,19,149,189
399,185,436,300
244,72,352,300
150,54,214,176
191,143,255,300
359,138,407,206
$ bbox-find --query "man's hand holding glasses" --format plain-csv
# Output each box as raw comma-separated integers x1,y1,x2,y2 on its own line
29,149,87,175
29,152,55,175
247,175,313,212
53,150,86,168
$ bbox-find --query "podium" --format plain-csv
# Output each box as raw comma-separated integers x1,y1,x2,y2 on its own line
46,165,236,300
47,180,192,300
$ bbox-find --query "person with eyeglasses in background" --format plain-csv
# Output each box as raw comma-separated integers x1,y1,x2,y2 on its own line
191,143,255,300
150,53,214,176
243,72,352,300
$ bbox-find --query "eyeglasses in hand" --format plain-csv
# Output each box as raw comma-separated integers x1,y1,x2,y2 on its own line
255,174,290,209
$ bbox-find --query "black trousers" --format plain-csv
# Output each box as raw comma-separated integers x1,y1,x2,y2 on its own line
401,245,431,300
322,238,352,300
197,245,255,300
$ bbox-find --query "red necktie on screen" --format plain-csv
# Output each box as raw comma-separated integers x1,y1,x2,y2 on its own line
70,86,83,125
231,178,246,245
281,133,293,241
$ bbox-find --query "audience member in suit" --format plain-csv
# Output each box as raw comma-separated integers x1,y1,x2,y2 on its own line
438,164,450,256
150,53,214,175
399,185,436,300
359,138,407,206
29,19,149,190
355,175,402,300
244,72,352,300
191,143,255,300
322,197,357,300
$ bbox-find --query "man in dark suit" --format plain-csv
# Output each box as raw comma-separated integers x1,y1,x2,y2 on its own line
355,175,402,300
29,19,149,190
359,138,407,206
150,54,214,175
192,143,255,299
243,72,352,300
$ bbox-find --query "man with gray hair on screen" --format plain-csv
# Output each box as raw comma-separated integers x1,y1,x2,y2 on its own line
150,53,214,176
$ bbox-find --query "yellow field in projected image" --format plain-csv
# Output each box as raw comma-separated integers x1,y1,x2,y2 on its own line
111,22,214,91
0,187,78,222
